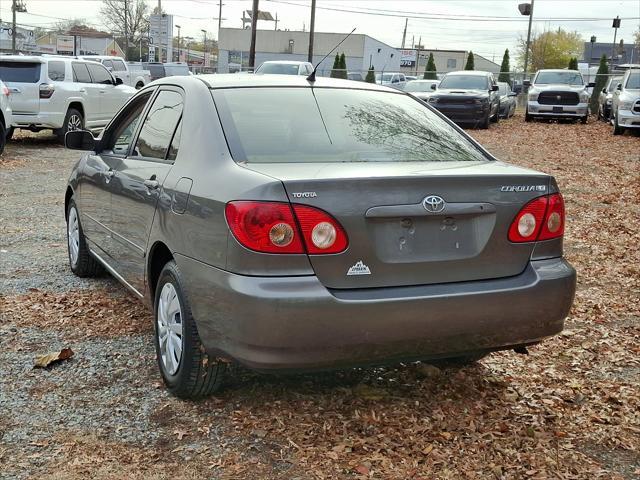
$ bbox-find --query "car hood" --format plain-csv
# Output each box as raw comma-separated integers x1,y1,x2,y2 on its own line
431,89,489,98
531,84,586,92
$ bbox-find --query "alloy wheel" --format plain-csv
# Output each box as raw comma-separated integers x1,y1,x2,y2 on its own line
157,282,183,375
67,207,80,267
68,114,82,132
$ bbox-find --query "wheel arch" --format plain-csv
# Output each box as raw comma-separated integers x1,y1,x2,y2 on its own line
147,241,174,301
64,186,74,220
67,101,85,118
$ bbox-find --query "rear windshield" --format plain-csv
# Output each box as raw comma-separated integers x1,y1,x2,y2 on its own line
213,87,489,164
439,75,488,90
534,71,584,85
0,61,41,83
626,72,640,89
256,63,299,75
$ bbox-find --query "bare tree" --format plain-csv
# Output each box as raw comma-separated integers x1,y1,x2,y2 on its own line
100,0,149,48
53,18,89,34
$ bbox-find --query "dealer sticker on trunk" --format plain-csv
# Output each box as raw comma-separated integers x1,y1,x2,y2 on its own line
347,261,371,276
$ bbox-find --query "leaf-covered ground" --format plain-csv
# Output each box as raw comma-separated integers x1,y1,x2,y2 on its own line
1,117,638,479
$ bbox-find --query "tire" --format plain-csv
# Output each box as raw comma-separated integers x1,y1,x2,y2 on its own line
56,108,84,144
612,114,624,135
525,110,533,122
5,126,14,140
480,112,490,129
154,260,226,399
66,198,103,277
580,115,588,125
135,82,144,89
0,122,5,155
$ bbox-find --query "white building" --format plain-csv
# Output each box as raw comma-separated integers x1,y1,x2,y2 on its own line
0,22,36,52
400,49,501,76
218,28,400,75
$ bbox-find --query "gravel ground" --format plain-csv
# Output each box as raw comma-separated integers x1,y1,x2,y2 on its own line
1,119,639,479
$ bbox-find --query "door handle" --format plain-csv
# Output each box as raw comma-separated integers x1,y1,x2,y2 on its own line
144,179,159,190
79,88,86,93
100,90,106,94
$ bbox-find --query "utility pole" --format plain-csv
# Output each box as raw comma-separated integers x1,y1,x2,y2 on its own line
519,0,535,79
201,29,207,67
611,16,621,67
176,24,181,62
307,0,316,62
274,12,278,30
11,0,27,54
401,18,408,49
248,0,259,69
218,0,223,33
123,0,129,61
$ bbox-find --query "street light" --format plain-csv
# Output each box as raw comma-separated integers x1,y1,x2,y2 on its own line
590,36,597,66
611,16,621,67
175,24,181,62
518,0,534,80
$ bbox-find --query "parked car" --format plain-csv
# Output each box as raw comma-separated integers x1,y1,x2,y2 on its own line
497,82,517,118
375,72,407,90
63,74,576,398
254,61,313,76
0,79,13,154
611,69,640,135
525,69,594,123
0,55,136,142
142,62,191,82
597,76,623,121
80,56,151,89
347,72,364,82
426,71,500,129
403,79,440,100
405,75,418,81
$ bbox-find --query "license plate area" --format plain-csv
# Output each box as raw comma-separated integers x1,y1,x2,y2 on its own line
552,106,564,113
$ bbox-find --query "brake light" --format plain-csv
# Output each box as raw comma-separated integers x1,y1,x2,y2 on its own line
1,85,9,97
508,193,565,243
39,83,54,99
225,201,348,254
292,204,348,254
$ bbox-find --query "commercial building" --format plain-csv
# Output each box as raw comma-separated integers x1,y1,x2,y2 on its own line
217,27,400,75
581,41,639,67
0,22,36,52
400,49,501,76
36,26,124,56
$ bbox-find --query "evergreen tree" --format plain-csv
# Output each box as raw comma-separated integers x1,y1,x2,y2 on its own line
423,53,437,80
568,57,579,70
498,49,511,85
339,53,347,79
590,54,609,115
330,53,341,78
365,66,376,83
465,51,475,70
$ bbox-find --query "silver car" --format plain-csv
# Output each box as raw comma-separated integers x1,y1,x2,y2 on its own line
525,69,594,123
497,82,517,118
611,69,640,135
597,76,623,121
64,74,576,398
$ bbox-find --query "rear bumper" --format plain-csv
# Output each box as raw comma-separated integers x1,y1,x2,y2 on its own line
527,101,588,118
177,255,576,372
11,112,65,129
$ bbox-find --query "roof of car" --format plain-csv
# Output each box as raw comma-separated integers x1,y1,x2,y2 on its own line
406,79,439,83
443,70,492,76
194,73,395,92
536,69,581,73
260,61,310,65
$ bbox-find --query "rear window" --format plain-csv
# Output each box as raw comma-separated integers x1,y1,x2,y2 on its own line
47,61,66,81
112,59,126,71
213,87,489,164
256,63,299,75
163,65,189,76
0,61,41,83
87,63,113,84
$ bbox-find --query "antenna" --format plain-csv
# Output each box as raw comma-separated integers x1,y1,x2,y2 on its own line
307,27,356,83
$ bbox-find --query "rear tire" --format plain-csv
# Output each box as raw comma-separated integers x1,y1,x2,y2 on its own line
480,112,490,129
57,108,84,144
5,126,14,140
580,115,588,125
66,198,103,277
154,260,226,399
135,81,144,89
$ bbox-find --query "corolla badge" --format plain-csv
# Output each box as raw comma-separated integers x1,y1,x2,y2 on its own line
422,195,446,213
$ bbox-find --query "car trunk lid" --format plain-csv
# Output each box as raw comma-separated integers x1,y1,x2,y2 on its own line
0,60,42,115
244,161,550,289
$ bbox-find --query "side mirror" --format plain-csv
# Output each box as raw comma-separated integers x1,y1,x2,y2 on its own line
430,83,437,90
491,84,499,92
587,82,596,88
602,88,607,94
65,130,97,151
114,77,124,86
523,80,531,87
616,83,622,91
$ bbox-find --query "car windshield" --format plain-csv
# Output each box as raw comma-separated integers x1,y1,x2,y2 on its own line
213,87,489,164
375,74,394,82
439,75,488,90
535,71,584,85
608,77,623,92
625,72,640,89
404,81,434,92
256,63,299,75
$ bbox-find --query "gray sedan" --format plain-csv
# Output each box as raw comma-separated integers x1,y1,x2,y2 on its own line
64,74,576,398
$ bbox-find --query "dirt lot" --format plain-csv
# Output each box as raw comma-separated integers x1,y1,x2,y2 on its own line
1,118,639,480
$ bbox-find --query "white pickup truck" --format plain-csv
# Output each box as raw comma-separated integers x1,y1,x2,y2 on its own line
80,56,151,89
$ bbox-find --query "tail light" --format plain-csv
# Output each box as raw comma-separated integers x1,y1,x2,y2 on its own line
225,201,348,255
508,193,565,243
39,83,55,99
1,85,9,97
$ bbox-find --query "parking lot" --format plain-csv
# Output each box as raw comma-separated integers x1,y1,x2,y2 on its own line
0,117,639,479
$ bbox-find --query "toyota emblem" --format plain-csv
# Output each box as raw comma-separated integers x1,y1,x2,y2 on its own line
422,195,446,213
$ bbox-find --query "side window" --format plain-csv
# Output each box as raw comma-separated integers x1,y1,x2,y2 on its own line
86,63,113,85
47,61,66,81
112,59,126,72
72,62,92,83
133,90,184,160
109,92,152,155
167,118,182,161
102,60,114,70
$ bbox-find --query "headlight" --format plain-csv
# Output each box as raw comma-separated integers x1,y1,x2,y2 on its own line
619,100,635,110
528,90,539,101
428,97,438,104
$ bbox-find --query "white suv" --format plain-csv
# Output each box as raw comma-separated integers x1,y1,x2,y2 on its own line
611,69,640,135
0,56,136,142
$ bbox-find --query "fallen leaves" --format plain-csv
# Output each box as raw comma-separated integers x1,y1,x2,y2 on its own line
33,348,74,368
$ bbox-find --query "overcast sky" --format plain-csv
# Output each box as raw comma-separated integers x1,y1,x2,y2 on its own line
1,0,638,61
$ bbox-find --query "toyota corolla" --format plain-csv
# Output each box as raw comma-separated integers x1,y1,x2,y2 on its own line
64,74,576,398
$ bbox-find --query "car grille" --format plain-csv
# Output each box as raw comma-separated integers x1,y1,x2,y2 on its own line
437,96,476,105
633,101,640,113
538,91,580,105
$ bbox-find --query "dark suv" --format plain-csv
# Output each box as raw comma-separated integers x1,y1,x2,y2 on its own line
427,71,500,129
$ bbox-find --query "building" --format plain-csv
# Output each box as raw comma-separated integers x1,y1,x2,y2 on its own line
36,26,124,57
400,48,501,76
581,41,639,67
0,22,36,52
217,27,399,75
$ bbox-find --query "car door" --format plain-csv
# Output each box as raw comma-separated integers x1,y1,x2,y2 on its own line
78,90,155,260
109,87,184,293
86,62,118,122
111,59,130,85
71,62,101,128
